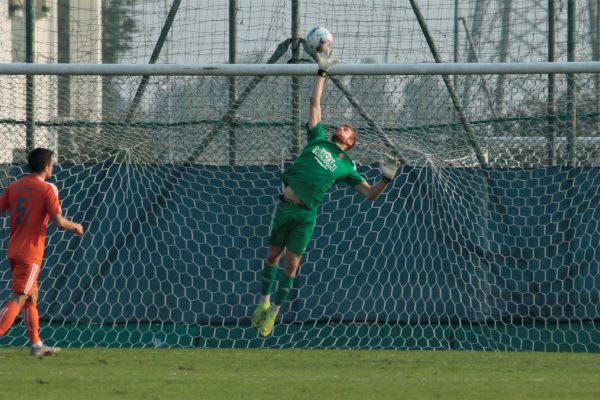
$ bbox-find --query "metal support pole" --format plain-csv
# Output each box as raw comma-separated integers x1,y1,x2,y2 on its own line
228,0,238,166
57,0,72,160
25,0,35,155
385,0,393,64
291,0,302,157
567,0,577,166
597,0,600,136
57,0,70,116
586,0,600,138
595,0,600,135
495,0,512,116
547,0,557,165
460,0,490,109
453,0,459,88
460,18,496,117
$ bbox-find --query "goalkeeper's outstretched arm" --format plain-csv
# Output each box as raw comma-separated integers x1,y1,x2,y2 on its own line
352,161,399,201
308,76,325,129
308,48,337,129
353,180,389,201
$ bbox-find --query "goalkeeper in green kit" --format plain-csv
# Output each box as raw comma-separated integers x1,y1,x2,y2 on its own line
250,48,399,337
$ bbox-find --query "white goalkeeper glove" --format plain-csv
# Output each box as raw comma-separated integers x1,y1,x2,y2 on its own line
316,48,338,77
379,160,398,183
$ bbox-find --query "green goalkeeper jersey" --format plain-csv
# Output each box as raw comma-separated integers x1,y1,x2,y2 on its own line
281,122,365,211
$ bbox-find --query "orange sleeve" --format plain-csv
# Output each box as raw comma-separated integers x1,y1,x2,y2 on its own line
45,184,61,215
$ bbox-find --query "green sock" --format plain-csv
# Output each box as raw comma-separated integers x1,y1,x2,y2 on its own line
274,272,295,306
260,263,278,295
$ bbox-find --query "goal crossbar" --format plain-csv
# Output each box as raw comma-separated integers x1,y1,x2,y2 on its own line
1,62,600,76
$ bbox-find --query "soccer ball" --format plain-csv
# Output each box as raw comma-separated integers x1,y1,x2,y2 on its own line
306,27,333,53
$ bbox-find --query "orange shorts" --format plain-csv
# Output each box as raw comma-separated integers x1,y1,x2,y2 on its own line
9,259,40,296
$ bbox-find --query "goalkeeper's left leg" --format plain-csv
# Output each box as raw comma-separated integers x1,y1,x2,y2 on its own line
259,252,301,337
251,246,283,327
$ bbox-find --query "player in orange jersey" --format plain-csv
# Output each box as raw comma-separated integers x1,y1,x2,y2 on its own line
0,148,83,356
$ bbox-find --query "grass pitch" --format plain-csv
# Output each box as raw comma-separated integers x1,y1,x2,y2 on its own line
0,348,599,399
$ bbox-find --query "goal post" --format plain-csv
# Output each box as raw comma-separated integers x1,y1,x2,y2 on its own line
3,61,600,75
0,62,599,351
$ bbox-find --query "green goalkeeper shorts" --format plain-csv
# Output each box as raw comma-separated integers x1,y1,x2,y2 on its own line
268,198,318,256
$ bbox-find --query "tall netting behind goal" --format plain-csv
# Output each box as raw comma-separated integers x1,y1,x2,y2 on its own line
0,0,599,351
0,66,599,351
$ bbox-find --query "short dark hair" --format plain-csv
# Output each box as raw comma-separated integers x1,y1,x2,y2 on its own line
27,148,54,173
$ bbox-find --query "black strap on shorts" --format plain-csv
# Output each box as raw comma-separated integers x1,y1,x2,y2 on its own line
279,194,309,210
